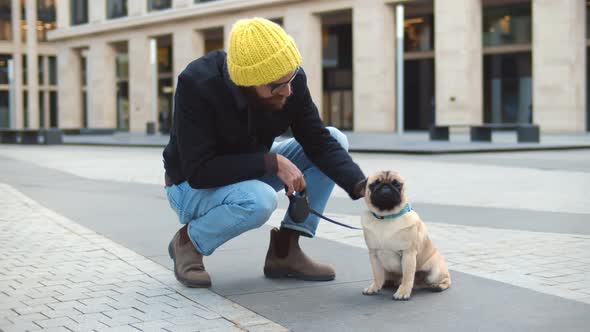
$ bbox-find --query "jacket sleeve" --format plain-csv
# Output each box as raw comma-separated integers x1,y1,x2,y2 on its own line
290,70,366,199
175,73,273,188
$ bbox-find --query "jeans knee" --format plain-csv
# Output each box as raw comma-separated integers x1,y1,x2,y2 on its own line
326,126,349,151
245,181,277,227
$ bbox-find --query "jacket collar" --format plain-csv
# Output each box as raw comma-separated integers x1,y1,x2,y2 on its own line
222,60,248,112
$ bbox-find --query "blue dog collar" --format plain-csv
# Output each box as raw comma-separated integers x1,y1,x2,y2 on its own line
371,203,412,220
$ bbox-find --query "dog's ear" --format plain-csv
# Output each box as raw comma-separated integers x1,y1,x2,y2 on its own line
353,177,368,199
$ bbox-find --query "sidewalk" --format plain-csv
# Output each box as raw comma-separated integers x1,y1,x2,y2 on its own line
1,144,589,331
61,131,590,154
0,183,286,332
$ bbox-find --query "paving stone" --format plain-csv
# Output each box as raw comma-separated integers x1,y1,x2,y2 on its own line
33,316,77,329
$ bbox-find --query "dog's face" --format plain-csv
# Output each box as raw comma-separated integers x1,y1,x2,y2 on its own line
363,171,407,216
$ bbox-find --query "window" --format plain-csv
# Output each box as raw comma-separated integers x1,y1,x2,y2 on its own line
0,54,11,84
49,91,57,127
0,0,11,40
404,15,434,52
81,54,87,128
203,28,223,54
37,0,56,41
22,55,26,85
21,0,25,42
115,49,129,131
0,53,9,128
38,55,57,128
48,56,56,85
81,55,86,86
107,0,127,19
23,90,28,128
483,4,531,47
484,52,532,124
71,0,88,25
587,2,589,131
0,91,8,128
39,91,45,127
321,19,353,131
148,0,171,11
38,56,44,85
155,36,173,134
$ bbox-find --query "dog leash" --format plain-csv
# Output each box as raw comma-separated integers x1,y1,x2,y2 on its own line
286,187,361,230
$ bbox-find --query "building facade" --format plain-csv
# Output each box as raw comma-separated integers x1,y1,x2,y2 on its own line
40,0,588,133
0,0,57,130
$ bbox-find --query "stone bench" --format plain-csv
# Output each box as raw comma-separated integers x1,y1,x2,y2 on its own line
429,123,540,143
0,128,63,145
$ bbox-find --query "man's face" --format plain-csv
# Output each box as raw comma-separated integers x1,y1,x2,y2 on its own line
248,67,299,112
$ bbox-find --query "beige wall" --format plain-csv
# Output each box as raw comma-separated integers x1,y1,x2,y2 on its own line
173,0,193,9
10,0,23,129
90,0,106,23
56,47,82,128
128,35,155,132
56,0,70,29
284,7,323,114
173,29,205,87
25,0,39,128
533,0,586,132
435,0,483,126
353,0,396,132
128,0,148,17
88,42,117,128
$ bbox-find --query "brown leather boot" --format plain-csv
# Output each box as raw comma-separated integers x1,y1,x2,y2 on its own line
168,225,211,288
264,227,335,281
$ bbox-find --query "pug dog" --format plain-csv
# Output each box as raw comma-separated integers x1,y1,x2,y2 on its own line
360,171,451,300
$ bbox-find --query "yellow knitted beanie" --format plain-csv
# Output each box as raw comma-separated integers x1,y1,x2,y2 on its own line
227,17,302,87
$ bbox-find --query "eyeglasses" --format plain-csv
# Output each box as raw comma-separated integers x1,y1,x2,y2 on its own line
268,67,299,95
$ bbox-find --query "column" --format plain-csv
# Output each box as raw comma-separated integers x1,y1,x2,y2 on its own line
90,0,106,23
88,42,117,128
173,29,204,86
353,0,395,132
26,0,39,128
42,56,49,128
129,35,154,132
284,8,323,116
223,21,233,52
57,47,82,128
533,0,586,132
173,0,192,9
128,0,147,17
434,0,482,125
10,0,23,129
56,0,70,28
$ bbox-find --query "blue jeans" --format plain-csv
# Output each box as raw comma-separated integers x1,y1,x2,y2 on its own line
165,127,349,256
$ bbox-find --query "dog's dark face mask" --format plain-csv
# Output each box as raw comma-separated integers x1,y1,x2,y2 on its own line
369,179,403,211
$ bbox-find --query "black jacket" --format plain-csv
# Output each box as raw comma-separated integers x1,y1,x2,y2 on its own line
163,51,366,199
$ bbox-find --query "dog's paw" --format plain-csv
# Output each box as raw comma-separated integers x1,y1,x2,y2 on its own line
363,283,381,295
393,286,412,301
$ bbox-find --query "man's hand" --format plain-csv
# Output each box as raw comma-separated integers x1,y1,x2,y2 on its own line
277,155,305,196
353,178,368,199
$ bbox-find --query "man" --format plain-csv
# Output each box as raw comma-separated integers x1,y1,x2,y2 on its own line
163,17,366,288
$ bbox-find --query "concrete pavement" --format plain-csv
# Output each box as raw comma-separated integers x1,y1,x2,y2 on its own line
0,182,286,332
0,145,589,331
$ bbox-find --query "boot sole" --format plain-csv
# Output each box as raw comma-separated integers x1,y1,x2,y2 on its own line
168,241,212,288
264,267,335,281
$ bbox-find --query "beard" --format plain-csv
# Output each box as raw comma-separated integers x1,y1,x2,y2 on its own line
241,87,288,112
